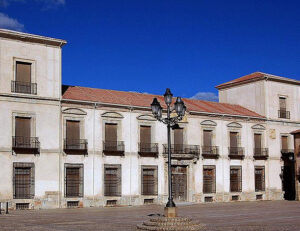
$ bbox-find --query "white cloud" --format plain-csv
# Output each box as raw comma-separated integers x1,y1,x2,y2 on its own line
190,92,219,102
0,13,24,31
0,0,65,9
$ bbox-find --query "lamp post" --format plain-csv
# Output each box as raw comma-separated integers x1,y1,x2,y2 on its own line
151,88,186,214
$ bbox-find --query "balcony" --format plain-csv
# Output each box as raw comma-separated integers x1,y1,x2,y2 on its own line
103,141,125,156
12,136,40,154
202,146,219,159
11,81,37,95
281,149,294,154
228,147,245,159
64,139,88,155
253,148,269,160
163,144,200,160
138,143,159,157
278,110,290,119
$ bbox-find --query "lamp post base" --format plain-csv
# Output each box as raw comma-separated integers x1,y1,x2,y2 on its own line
164,206,177,218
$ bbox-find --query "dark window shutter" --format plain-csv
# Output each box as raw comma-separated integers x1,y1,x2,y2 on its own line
254,134,262,149
15,117,31,138
203,130,212,147
174,128,183,152
16,62,31,83
66,121,80,140
230,132,238,147
140,126,151,144
105,123,117,141
281,136,288,150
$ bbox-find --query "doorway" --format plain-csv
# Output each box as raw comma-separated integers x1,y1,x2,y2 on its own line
282,154,296,200
171,166,187,201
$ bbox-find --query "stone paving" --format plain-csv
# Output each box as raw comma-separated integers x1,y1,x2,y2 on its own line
0,201,300,231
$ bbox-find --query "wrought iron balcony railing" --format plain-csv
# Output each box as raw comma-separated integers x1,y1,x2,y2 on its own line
228,147,245,159
11,81,37,95
103,141,125,155
64,139,88,154
278,110,290,119
253,148,269,159
163,144,200,159
12,136,40,153
138,143,159,157
201,146,219,159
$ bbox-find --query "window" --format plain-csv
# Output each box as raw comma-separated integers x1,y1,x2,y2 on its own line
203,130,212,147
141,166,158,195
140,125,151,151
13,163,35,199
230,132,239,148
254,133,262,155
255,167,265,192
12,61,36,94
65,164,83,197
230,166,242,192
174,128,184,152
65,120,80,149
203,166,216,193
104,165,121,196
278,97,290,119
14,117,31,148
281,136,289,152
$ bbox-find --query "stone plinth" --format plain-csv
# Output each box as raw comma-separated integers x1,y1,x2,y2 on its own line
137,217,205,231
164,207,177,218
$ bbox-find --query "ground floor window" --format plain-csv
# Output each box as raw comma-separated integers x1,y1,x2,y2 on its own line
13,162,35,199
65,164,83,198
230,166,242,192
203,165,216,193
141,166,158,195
255,166,265,191
104,164,121,196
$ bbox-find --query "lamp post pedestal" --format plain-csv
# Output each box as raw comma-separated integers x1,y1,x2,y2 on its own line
164,206,178,218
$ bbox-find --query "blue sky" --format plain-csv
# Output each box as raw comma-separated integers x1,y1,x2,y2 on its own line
0,0,299,101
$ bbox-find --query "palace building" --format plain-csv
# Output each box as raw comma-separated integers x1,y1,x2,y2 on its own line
0,29,299,210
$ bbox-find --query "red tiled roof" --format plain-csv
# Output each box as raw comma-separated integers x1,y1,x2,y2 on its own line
216,72,265,89
216,72,300,89
62,86,264,118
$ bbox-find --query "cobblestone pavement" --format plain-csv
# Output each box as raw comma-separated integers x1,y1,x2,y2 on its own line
1,201,300,231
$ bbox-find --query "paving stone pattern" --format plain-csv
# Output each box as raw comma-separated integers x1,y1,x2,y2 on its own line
0,201,300,231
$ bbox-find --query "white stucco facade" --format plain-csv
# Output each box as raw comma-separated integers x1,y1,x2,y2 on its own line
0,30,299,210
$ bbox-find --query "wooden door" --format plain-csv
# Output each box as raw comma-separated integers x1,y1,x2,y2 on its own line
171,166,187,201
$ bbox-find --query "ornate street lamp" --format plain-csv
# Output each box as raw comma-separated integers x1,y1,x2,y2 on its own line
151,88,186,214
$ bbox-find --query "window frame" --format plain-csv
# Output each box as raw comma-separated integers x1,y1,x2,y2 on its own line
64,163,84,198
203,165,216,194
141,165,158,196
230,166,242,193
254,166,265,192
13,162,35,199
104,164,122,197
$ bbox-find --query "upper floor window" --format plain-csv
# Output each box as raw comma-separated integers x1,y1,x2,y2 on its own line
64,120,88,154
139,125,158,156
12,61,37,95
278,97,290,119
174,127,184,152
103,123,124,155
